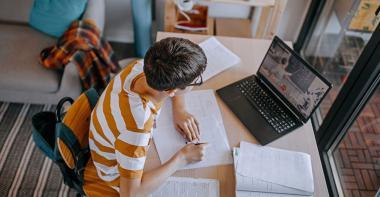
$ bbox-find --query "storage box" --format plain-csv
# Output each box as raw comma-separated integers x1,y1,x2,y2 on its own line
164,0,214,35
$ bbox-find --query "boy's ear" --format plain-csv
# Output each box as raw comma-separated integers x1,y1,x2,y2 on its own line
165,89,178,97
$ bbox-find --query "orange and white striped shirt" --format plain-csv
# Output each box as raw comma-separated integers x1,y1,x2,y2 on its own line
89,60,160,191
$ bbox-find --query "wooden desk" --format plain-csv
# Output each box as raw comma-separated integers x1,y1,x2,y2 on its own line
144,32,329,197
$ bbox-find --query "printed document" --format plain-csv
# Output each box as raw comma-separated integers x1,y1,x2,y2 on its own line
236,142,314,195
199,37,241,81
233,148,312,196
149,177,219,197
153,90,232,169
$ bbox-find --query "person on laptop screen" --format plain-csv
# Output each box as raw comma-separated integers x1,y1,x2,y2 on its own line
260,41,330,118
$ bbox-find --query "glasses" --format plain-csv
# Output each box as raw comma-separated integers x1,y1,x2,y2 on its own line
178,75,203,90
188,75,203,86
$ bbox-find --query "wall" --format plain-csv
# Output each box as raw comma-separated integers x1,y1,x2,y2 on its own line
104,0,134,42
276,0,311,42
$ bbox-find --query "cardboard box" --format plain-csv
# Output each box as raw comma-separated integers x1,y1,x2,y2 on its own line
215,18,252,38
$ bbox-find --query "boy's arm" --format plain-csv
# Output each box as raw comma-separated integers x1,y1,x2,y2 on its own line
120,151,185,197
171,95,200,142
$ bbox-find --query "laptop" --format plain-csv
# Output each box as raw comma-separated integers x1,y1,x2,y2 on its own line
216,36,332,145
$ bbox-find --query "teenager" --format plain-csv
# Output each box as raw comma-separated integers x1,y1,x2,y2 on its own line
85,37,208,196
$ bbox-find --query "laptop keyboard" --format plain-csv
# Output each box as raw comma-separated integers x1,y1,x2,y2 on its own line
237,78,298,133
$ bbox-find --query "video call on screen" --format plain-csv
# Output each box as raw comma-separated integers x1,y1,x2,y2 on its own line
259,41,329,119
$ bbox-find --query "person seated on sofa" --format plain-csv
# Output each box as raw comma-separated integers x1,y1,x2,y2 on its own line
86,37,208,196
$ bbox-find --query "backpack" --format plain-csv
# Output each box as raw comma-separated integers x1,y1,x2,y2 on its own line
32,88,99,195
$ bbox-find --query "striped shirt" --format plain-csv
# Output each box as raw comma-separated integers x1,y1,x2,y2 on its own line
89,60,160,191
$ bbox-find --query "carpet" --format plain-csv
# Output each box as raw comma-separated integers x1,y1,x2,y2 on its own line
0,102,77,197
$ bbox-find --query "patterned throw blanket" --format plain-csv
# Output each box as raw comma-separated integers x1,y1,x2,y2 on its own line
40,19,120,92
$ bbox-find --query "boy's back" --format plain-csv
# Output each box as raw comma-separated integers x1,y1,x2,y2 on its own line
88,60,159,191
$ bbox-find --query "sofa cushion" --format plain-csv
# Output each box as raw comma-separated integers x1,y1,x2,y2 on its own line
0,24,61,93
29,0,88,37
0,0,34,23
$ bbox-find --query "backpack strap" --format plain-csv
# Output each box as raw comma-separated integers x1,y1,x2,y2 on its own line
84,88,99,110
56,97,74,122
55,124,88,166
55,123,89,186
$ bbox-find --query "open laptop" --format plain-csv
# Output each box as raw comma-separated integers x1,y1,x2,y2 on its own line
216,36,332,145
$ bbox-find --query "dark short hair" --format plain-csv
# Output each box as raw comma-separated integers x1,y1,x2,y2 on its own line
143,37,207,91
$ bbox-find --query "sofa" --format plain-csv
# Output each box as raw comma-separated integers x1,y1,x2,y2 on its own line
0,0,105,104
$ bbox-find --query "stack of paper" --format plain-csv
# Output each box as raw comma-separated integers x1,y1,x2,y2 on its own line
153,90,233,169
233,142,314,197
199,37,241,81
150,177,219,197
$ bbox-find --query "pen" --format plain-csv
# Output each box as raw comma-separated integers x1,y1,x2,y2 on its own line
186,141,207,145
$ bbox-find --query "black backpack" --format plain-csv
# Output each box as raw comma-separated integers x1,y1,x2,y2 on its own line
32,88,98,195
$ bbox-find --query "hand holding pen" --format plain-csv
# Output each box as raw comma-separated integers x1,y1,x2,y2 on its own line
180,142,209,164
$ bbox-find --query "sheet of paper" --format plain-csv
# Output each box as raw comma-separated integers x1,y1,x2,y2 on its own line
233,148,311,195
153,90,232,169
236,191,312,197
149,177,219,197
199,37,241,81
237,142,314,193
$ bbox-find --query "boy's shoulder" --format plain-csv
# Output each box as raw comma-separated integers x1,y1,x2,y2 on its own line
120,59,144,71
117,59,144,91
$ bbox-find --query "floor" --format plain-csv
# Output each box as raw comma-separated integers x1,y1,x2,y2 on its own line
333,92,380,197
306,35,380,196
0,102,77,196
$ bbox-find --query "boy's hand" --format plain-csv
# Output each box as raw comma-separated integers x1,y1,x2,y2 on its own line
177,143,208,165
173,109,200,142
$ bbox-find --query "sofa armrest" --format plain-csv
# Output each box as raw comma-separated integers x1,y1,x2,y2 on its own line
82,0,105,34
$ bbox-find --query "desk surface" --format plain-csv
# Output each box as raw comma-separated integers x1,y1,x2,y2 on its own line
144,32,328,197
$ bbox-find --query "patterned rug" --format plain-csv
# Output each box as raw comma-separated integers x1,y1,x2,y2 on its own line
0,102,77,197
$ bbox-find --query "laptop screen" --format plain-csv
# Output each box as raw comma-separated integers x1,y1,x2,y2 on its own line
258,37,331,120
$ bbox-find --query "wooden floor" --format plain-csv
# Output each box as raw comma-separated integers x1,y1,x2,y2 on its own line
306,35,380,197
